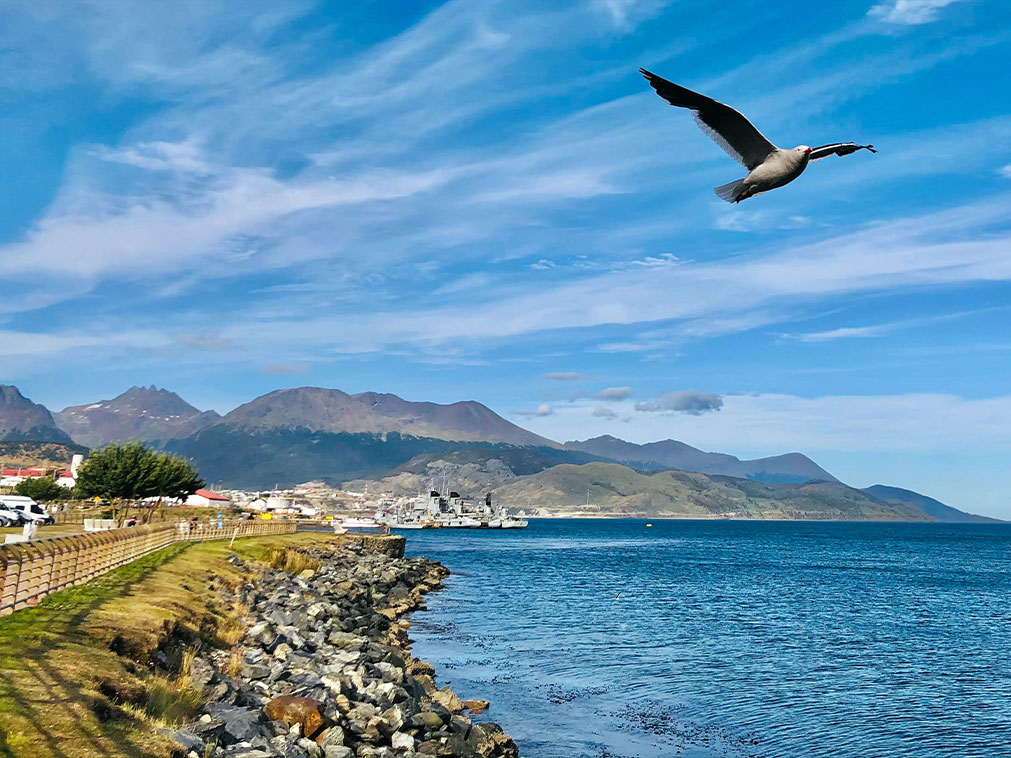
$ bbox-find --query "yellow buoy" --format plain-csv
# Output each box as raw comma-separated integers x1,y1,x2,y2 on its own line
646,523,653,527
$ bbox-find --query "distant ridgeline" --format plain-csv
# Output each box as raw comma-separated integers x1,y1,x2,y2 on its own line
166,427,599,490
0,383,996,522
0,440,90,470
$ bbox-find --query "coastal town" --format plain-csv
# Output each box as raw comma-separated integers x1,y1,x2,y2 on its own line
0,453,528,536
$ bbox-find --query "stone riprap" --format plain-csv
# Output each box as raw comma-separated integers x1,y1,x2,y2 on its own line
166,543,518,758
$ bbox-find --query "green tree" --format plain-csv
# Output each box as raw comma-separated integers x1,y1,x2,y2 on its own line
13,476,65,503
74,442,161,501
151,454,206,501
74,443,205,523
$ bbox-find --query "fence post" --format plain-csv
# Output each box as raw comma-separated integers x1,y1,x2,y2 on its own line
0,547,13,616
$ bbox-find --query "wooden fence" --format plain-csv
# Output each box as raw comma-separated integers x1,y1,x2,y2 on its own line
0,519,296,616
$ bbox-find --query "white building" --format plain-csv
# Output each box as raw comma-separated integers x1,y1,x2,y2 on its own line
184,488,232,507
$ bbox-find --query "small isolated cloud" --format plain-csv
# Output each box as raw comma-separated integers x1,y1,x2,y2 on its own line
627,253,680,268
592,406,618,420
783,325,887,343
595,0,664,30
175,333,232,351
262,362,309,375
715,211,814,233
529,259,557,270
542,372,586,381
999,165,1011,179
514,403,555,417
714,210,771,233
595,386,633,401
635,390,724,415
868,0,963,25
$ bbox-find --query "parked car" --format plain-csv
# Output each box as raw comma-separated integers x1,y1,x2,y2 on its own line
0,504,28,527
0,496,55,526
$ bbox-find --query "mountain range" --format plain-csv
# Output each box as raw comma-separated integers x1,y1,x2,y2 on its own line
55,386,220,448
211,387,553,446
564,435,837,483
0,383,997,522
0,385,72,443
492,463,929,521
860,485,1004,524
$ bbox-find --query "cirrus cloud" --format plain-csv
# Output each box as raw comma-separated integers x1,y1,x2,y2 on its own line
868,0,965,25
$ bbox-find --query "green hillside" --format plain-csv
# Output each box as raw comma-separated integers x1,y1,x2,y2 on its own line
492,462,932,521
0,440,89,469
862,484,999,523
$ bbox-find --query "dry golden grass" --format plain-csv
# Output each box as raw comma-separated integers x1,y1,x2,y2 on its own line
226,646,244,679
264,545,321,574
0,531,342,758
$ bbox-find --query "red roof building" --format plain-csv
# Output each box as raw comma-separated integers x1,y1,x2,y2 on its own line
184,488,232,506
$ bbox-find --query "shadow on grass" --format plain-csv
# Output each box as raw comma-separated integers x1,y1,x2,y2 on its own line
0,543,191,758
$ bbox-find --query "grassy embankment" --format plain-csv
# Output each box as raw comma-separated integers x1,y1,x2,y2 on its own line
0,531,344,758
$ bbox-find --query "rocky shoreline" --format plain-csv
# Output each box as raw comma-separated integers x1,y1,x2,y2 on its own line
164,538,518,758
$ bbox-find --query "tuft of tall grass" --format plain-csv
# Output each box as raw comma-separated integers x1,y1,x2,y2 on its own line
264,546,321,574
141,674,203,726
226,645,244,679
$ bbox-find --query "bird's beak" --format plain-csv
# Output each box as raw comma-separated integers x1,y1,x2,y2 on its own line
805,147,812,154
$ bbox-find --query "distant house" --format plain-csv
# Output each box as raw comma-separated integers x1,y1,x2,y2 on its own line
185,488,232,507
2,455,84,489
1,467,48,487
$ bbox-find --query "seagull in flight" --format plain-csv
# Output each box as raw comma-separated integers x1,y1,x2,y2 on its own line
640,69,876,203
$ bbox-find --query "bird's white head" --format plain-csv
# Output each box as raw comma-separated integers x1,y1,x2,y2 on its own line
796,145,812,155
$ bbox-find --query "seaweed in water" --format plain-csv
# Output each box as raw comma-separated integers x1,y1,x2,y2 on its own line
609,702,765,758
542,682,616,704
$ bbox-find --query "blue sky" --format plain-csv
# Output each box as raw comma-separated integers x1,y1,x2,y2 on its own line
3,0,1011,516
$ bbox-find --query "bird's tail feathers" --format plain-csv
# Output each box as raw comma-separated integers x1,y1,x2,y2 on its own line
713,178,746,203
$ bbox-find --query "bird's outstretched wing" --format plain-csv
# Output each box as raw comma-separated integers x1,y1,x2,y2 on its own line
809,143,876,161
640,68,777,171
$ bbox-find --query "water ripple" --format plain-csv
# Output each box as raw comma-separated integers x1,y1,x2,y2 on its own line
406,519,1011,758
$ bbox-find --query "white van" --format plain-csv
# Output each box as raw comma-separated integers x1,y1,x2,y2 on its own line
0,496,55,526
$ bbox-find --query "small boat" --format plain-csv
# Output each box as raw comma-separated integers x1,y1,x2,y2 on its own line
340,517,384,532
389,522,425,530
445,516,482,528
500,518,528,529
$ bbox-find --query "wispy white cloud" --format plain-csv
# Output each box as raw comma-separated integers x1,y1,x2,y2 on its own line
5,194,1011,365
542,372,587,381
999,164,1011,179
3,142,454,280
594,0,667,31
868,0,966,25
2,0,1002,325
288,196,1011,352
782,307,1008,343
784,325,887,343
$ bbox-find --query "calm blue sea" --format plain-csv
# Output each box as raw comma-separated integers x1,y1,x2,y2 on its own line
403,518,1011,758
